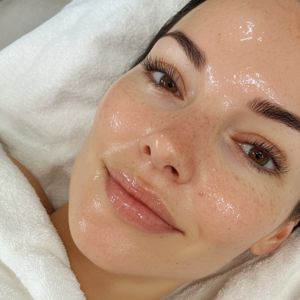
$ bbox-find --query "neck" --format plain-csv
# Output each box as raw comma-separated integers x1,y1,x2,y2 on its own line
50,203,185,300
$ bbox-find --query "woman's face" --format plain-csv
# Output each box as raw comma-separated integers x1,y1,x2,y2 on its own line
69,0,300,282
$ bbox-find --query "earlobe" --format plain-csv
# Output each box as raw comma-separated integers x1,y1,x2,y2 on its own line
249,221,298,256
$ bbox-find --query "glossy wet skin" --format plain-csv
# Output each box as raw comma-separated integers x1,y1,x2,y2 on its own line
69,0,300,282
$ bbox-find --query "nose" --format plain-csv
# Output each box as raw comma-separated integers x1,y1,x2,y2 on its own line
139,128,195,184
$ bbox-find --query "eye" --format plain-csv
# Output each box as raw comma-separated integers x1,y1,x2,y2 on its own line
240,143,275,170
152,71,180,96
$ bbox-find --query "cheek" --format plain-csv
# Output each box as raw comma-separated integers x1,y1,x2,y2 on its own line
194,169,279,248
93,79,152,146
70,200,136,267
68,166,140,272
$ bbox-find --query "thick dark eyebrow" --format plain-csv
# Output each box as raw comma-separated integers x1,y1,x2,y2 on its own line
248,98,300,132
162,31,207,71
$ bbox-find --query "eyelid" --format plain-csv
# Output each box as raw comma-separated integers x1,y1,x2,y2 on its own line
239,143,277,175
236,137,288,177
226,128,289,177
141,55,186,99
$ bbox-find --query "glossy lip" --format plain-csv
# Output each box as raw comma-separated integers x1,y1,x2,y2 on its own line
105,167,181,234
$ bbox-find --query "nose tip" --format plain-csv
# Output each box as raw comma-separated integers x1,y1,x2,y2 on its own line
139,133,194,184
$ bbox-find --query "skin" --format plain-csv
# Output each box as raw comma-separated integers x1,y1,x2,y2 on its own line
50,0,300,299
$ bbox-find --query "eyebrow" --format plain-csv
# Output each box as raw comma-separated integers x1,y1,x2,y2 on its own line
248,98,300,132
162,31,207,71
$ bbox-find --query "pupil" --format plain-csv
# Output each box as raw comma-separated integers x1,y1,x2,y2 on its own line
256,152,263,160
249,147,269,166
159,75,178,94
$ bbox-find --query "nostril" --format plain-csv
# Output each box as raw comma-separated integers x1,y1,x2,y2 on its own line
171,166,178,176
165,165,178,176
144,145,151,156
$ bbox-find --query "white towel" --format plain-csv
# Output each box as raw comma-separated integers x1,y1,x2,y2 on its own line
0,144,84,299
1,0,300,299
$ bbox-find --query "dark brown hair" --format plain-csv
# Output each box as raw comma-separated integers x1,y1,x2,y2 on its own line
130,0,207,69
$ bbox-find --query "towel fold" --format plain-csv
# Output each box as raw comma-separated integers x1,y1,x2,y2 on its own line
0,144,84,299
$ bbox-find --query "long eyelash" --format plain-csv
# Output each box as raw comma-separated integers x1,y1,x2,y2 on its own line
242,139,288,177
141,55,180,84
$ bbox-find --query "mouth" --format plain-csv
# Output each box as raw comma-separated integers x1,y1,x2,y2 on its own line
105,167,180,234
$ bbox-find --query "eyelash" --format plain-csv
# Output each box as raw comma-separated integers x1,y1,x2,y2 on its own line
141,55,181,97
141,56,287,178
239,139,288,177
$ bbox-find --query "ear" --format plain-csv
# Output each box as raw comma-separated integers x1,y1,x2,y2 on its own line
249,220,299,256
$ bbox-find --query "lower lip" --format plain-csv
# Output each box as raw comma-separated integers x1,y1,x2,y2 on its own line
105,174,175,234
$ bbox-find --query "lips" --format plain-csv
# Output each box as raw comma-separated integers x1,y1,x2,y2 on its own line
105,167,179,234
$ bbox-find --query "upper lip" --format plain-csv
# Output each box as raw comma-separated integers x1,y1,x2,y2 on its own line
107,167,180,231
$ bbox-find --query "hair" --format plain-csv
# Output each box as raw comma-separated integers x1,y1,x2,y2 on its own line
130,0,207,69
130,0,300,230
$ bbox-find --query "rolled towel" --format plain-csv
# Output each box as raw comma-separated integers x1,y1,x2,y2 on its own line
0,144,84,299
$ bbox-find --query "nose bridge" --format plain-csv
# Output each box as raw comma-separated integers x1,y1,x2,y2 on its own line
159,116,198,155
139,110,208,184
164,109,206,151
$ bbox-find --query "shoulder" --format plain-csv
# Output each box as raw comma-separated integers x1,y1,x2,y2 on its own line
7,154,54,215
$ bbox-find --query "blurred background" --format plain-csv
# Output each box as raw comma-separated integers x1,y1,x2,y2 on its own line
0,0,71,51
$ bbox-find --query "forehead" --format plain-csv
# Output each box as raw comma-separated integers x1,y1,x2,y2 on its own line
171,0,300,105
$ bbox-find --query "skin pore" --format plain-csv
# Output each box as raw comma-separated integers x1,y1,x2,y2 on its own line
48,0,300,299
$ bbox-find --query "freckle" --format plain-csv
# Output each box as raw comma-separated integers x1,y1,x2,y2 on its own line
235,176,239,182
228,227,231,231
251,187,254,192
160,236,163,239
176,262,179,265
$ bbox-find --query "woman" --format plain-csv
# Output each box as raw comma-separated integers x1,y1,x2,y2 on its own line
11,0,300,299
